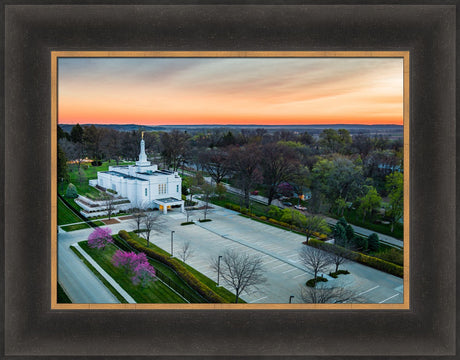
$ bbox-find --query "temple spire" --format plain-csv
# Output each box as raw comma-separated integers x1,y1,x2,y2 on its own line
136,134,151,167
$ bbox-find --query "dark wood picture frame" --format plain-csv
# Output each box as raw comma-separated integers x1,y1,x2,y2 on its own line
2,2,456,358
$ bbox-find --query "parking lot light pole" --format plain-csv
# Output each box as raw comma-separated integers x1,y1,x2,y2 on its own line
217,255,223,286
171,231,175,257
289,295,294,304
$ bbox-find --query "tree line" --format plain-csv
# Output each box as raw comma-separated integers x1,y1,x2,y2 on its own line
58,124,403,232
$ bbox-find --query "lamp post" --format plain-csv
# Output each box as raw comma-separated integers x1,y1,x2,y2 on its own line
289,295,294,304
170,230,175,257
217,255,223,286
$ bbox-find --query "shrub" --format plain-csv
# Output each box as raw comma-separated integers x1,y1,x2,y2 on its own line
353,236,368,251
329,269,350,278
117,231,226,303
91,160,102,166
308,238,403,277
65,183,78,198
374,248,403,266
260,216,267,221
306,276,328,287
198,219,212,223
181,221,195,226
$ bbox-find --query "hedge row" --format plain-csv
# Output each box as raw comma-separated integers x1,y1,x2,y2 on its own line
117,230,227,303
225,203,328,240
308,239,403,278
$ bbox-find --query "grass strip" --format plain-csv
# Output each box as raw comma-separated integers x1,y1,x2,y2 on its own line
57,282,72,303
79,242,187,303
57,197,82,225
70,245,128,303
62,223,90,232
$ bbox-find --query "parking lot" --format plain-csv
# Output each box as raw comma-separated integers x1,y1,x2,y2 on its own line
147,205,404,304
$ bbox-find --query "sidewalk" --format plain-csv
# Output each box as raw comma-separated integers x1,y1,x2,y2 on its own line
72,243,137,303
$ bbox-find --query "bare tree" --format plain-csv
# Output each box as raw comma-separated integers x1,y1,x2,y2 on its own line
210,249,266,303
177,240,194,264
299,246,331,280
200,182,214,220
103,194,117,220
327,248,348,273
130,205,146,232
140,212,159,247
200,148,231,184
184,207,193,223
227,144,262,208
300,283,362,304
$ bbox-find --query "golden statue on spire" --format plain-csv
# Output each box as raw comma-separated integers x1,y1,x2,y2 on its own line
142,131,144,140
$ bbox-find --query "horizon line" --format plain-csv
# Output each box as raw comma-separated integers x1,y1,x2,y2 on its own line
59,123,404,127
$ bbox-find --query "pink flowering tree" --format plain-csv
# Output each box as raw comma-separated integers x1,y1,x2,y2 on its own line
131,262,157,287
87,227,113,250
111,250,156,287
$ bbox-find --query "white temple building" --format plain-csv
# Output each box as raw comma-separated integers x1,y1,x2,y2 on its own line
86,134,184,215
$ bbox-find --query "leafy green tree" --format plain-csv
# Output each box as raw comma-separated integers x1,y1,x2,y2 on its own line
368,233,380,252
334,197,347,216
358,186,382,221
385,172,404,232
65,183,78,198
267,205,283,220
304,216,330,243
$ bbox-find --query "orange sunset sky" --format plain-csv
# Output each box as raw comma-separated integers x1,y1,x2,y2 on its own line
58,57,403,126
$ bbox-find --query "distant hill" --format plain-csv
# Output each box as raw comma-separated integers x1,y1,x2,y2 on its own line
60,123,403,138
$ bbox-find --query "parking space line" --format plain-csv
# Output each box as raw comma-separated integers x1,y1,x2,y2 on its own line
250,296,268,303
282,268,297,274
273,263,288,269
379,293,400,303
357,285,380,296
294,273,308,279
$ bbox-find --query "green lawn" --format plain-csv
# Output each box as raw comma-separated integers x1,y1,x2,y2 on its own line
79,241,187,303
58,197,82,225
210,192,269,217
57,282,72,303
61,223,90,232
127,233,245,303
59,161,135,200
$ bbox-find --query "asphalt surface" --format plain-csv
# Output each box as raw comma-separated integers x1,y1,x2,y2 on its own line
58,203,403,304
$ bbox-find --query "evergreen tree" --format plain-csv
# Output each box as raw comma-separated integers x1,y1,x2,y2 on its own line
368,233,380,252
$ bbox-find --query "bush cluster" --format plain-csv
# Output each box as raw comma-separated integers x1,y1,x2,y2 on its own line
308,239,403,278
117,230,227,303
180,221,195,226
198,219,212,223
306,276,328,287
329,269,350,278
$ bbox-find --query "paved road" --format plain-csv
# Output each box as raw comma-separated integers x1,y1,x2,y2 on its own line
58,220,133,303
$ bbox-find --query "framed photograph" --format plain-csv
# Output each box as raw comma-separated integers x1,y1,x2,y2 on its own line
52,51,409,310
2,3,456,358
